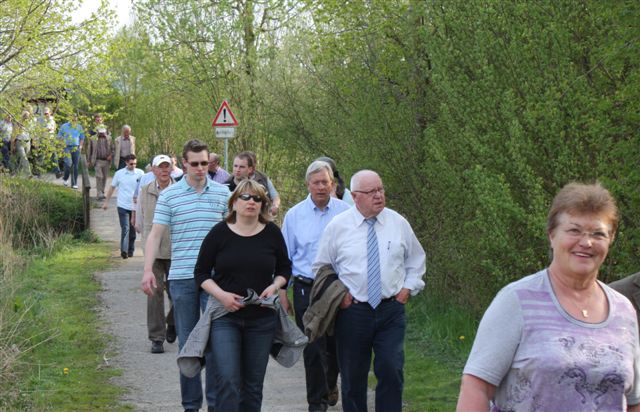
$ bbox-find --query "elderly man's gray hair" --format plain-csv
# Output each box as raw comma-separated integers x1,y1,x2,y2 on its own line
305,160,334,183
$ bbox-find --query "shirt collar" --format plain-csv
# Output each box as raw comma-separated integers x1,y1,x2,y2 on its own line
304,194,334,212
352,207,385,226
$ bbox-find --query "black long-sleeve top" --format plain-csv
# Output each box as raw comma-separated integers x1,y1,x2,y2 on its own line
194,221,292,319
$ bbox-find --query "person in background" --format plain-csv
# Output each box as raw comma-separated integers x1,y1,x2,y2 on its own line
114,124,136,170
14,110,35,177
312,170,426,412
170,154,184,180
207,152,230,184
88,127,114,200
0,113,13,171
138,154,176,354
141,139,229,412
31,107,56,176
226,151,281,215
315,156,354,205
103,154,144,259
456,182,640,411
194,179,291,411
57,113,85,188
282,160,350,411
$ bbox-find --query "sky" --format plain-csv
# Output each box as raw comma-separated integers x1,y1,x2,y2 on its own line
72,0,134,29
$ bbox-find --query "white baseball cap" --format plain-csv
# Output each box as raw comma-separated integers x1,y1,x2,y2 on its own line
152,154,171,167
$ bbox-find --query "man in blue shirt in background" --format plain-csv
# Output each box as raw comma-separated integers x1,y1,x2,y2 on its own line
282,159,350,412
57,114,85,189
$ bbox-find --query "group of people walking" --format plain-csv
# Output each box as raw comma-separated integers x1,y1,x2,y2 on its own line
97,136,426,412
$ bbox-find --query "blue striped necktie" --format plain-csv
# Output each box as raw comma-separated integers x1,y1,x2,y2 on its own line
366,218,382,309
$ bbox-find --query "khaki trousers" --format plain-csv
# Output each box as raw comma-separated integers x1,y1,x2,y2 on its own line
148,258,174,341
94,159,111,197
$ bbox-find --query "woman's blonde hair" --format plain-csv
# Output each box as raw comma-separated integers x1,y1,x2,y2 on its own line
226,179,271,224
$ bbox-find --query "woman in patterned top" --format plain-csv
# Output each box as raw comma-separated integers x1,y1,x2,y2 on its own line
457,182,640,412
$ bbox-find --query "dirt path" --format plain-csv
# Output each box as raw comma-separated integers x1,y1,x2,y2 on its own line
77,174,334,411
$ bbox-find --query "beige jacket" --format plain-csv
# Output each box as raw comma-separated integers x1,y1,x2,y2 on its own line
113,134,136,167
139,180,171,259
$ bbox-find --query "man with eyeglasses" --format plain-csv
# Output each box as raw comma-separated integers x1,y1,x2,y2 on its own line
282,160,351,411
207,152,230,184
103,154,144,259
141,139,229,412
312,170,426,412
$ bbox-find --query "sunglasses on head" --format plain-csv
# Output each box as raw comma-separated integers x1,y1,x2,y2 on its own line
188,161,209,167
238,193,263,202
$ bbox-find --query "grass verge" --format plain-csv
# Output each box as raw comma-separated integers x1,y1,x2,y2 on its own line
8,236,130,411
402,291,478,411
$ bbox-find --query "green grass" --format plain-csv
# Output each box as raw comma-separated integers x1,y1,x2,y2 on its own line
8,237,131,411
401,291,478,411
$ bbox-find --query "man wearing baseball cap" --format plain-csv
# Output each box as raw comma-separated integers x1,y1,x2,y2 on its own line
138,154,176,353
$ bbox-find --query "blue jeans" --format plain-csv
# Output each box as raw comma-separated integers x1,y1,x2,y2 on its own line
169,279,216,410
335,299,406,412
210,312,277,412
62,146,80,186
116,207,136,256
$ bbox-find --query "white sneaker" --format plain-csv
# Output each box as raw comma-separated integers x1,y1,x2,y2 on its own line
63,180,68,187
72,185,78,189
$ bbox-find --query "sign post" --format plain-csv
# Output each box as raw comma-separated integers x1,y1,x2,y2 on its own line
212,100,238,170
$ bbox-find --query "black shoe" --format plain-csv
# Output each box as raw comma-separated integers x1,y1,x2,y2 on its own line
121,251,128,259
166,325,176,343
128,252,134,258
55,171,63,179
327,386,339,406
151,340,164,354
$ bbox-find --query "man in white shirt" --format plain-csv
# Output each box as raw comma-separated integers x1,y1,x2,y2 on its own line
312,170,426,412
103,154,144,259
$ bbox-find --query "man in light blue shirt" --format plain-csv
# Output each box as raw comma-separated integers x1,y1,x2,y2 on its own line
282,160,350,411
141,140,229,412
57,114,85,188
103,154,144,259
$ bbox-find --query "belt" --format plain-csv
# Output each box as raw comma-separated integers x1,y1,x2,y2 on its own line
352,297,396,305
293,275,314,287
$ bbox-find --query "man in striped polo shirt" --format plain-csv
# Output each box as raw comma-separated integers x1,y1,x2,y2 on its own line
141,139,229,412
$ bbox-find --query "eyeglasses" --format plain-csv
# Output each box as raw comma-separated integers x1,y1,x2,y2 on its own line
563,227,610,242
238,193,263,202
353,187,385,196
188,161,209,167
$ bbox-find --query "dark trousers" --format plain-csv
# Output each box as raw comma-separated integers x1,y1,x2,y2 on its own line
294,281,339,412
335,299,406,412
116,207,136,255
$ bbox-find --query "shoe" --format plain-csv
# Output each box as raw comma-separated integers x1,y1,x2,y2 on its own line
151,340,164,354
55,171,63,179
72,185,78,189
166,325,176,343
121,251,128,259
128,252,134,258
63,179,68,187
327,386,339,406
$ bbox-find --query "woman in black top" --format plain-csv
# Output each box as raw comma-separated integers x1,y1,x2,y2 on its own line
194,179,291,412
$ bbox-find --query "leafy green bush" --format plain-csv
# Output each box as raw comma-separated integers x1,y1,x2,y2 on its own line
0,177,84,250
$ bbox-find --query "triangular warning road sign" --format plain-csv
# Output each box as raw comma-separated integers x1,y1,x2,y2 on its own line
212,100,239,127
